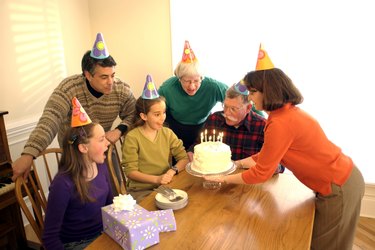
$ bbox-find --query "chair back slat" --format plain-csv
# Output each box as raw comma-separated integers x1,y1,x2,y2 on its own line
15,147,63,246
107,140,127,195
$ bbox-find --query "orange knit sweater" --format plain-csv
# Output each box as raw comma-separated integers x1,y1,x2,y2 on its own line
242,104,353,195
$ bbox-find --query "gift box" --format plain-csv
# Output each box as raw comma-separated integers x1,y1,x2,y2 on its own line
102,204,159,250
150,209,177,233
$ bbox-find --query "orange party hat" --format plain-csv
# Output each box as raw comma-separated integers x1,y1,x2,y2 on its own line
71,97,92,127
181,40,198,63
255,43,274,71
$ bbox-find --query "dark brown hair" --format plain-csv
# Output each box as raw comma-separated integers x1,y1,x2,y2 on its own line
81,50,117,76
59,122,98,203
243,68,303,111
130,96,166,130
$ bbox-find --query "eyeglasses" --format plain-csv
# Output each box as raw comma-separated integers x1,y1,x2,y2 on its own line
222,104,244,113
180,78,202,85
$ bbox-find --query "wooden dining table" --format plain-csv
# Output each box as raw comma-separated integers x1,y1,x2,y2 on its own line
87,169,315,250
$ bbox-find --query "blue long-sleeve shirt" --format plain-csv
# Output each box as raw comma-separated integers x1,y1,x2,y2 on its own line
42,163,113,250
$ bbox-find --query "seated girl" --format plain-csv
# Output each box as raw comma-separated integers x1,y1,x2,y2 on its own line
122,75,188,202
42,97,113,250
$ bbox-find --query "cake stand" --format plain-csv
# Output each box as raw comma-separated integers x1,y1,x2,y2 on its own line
185,162,237,189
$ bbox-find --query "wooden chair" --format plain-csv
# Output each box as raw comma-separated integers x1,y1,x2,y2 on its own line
30,148,62,204
15,175,45,248
15,148,62,249
107,143,127,195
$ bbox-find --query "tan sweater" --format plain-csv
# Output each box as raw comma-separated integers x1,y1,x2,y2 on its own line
122,127,188,191
23,74,136,157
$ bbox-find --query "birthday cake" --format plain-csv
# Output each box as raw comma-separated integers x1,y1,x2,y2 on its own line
192,141,232,174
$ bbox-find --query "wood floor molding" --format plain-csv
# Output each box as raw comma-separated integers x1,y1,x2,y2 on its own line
361,184,375,218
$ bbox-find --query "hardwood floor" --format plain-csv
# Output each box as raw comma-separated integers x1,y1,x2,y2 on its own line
353,217,375,250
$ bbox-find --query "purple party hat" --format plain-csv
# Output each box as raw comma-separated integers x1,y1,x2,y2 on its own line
234,81,249,95
142,74,160,99
90,33,109,59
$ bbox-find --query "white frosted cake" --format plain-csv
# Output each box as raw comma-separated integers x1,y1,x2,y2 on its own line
192,141,232,174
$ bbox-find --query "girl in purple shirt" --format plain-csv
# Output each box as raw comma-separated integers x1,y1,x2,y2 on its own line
42,110,113,249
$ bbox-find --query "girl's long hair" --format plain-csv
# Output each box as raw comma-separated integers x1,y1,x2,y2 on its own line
59,122,97,202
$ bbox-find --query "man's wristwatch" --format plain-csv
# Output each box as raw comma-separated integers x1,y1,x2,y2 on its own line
171,165,179,175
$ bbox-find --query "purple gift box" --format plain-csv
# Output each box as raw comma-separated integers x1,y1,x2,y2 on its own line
150,209,177,233
102,204,159,250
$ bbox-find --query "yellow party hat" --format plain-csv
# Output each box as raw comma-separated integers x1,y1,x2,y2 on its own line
71,97,92,127
255,43,274,71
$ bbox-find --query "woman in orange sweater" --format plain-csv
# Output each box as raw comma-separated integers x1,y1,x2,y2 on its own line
206,47,364,250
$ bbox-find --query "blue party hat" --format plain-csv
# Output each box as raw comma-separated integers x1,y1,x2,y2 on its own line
142,75,160,99
234,81,249,95
90,33,109,59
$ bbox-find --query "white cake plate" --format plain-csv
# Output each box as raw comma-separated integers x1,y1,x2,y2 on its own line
185,162,237,189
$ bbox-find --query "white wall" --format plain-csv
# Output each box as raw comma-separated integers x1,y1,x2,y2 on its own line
170,0,375,183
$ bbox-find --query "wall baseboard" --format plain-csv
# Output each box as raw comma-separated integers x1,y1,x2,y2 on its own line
361,184,375,218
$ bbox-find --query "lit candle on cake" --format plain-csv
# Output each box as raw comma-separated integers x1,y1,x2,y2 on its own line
209,135,212,142
205,129,207,142
213,129,216,141
201,132,203,143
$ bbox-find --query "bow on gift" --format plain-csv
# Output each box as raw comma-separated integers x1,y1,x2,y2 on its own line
112,194,136,212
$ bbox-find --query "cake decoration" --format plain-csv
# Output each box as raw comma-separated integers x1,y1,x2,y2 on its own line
181,40,198,63
90,32,109,59
192,141,232,174
71,97,92,127
193,129,231,174
255,43,274,71
142,74,160,99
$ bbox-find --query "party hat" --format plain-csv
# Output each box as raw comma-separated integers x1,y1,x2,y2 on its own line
255,43,274,71
90,33,109,59
71,97,92,127
234,80,249,95
181,40,198,63
142,74,160,99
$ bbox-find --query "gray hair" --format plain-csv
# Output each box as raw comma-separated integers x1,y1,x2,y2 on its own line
174,61,205,79
226,84,249,104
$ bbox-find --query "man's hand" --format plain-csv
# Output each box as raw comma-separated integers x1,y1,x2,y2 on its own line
187,152,194,162
12,154,33,181
105,129,122,144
